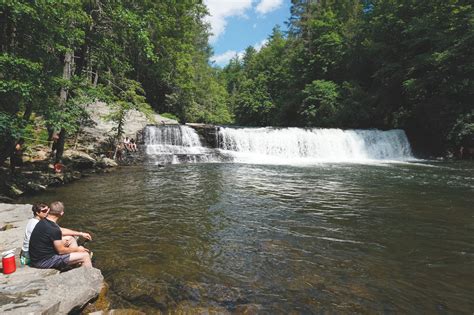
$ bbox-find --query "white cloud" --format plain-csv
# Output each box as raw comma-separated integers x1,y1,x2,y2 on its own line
204,0,253,44
254,39,268,51
211,38,268,67
210,50,244,67
255,0,283,14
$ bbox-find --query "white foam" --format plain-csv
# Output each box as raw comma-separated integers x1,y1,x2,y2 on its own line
217,127,415,164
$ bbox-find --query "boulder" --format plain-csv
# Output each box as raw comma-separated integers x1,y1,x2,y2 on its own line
63,150,97,169
83,101,178,144
97,157,118,168
8,184,24,197
25,181,47,192
0,203,104,314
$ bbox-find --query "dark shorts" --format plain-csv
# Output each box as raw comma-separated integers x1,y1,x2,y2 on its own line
32,254,70,269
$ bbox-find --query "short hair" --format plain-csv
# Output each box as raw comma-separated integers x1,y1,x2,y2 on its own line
32,203,48,215
49,201,64,216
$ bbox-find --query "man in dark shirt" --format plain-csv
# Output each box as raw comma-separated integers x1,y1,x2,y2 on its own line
29,201,92,269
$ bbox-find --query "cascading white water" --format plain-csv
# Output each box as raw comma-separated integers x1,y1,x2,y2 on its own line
217,127,415,163
145,125,206,158
144,125,415,164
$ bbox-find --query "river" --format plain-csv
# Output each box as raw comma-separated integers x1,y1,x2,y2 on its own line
20,160,474,313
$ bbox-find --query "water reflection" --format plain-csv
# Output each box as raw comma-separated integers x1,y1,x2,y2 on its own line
20,162,474,313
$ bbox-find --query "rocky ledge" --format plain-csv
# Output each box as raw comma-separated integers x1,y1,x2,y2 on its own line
0,149,119,200
0,203,104,314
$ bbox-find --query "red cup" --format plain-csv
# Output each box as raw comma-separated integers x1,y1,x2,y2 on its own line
2,253,16,274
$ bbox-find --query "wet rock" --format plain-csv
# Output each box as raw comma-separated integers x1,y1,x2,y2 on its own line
25,181,47,192
0,195,13,203
82,282,112,314
89,309,146,315
8,184,24,197
198,283,249,307
109,275,170,310
98,157,118,168
171,301,230,314
234,303,262,314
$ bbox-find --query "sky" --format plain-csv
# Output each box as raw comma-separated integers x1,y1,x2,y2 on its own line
204,0,292,67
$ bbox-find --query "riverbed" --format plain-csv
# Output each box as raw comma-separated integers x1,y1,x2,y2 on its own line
20,161,474,313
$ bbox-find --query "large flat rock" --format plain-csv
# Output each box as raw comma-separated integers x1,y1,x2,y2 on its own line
0,203,104,314
84,101,178,141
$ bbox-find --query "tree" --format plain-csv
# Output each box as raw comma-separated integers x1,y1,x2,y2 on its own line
300,80,340,127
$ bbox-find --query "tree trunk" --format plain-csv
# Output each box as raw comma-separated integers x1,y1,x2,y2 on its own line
55,51,74,162
93,69,99,87
23,101,33,121
55,128,67,163
0,137,14,167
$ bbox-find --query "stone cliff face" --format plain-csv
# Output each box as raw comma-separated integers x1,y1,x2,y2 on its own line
0,203,104,314
84,101,178,143
185,123,219,148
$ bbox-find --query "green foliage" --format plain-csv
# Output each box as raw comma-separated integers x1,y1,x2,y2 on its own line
1,0,233,163
103,77,154,140
234,75,275,126
1,0,472,158
301,80,341,127
448,112,474,147
160,112,179,121
217,0,474,153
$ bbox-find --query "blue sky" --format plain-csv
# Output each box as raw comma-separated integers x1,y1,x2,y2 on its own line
204,0,292,67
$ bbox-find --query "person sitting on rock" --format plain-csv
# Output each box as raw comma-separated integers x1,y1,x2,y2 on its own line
123,137,131,151
29,201,92,269
20,203,50,265
129,138,138,152
20,202,89,265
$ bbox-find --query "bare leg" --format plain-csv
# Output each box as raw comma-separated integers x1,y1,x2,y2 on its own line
68,252,92,267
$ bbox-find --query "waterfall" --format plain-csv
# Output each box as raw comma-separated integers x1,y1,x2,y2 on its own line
144,125,223,164
145,125,202,150
217,127,415,163
144,125,415,164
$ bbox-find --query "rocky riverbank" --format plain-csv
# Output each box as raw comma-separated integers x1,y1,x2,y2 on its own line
0,149,119,201
0,203,104,314
0,101,178,202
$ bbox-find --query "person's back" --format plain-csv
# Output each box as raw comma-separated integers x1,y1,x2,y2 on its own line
29,201,92,269
29,218,62,267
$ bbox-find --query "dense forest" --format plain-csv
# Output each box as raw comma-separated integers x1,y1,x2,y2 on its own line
220,0,473,154
1,0,473,163
0,0,231,165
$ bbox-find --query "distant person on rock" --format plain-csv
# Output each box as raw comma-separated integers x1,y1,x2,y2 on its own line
129,138,138,152
20,203,50,265
123,137,131,151
114,143,123,161
51,133,59,159
29,201,92,269
53,160,64,173
10,139,24,173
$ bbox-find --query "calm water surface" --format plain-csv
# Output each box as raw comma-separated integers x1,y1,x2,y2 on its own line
21,162,474,313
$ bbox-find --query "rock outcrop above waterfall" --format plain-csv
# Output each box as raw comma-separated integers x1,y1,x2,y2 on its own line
84,101,178,143
0,203,104,314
